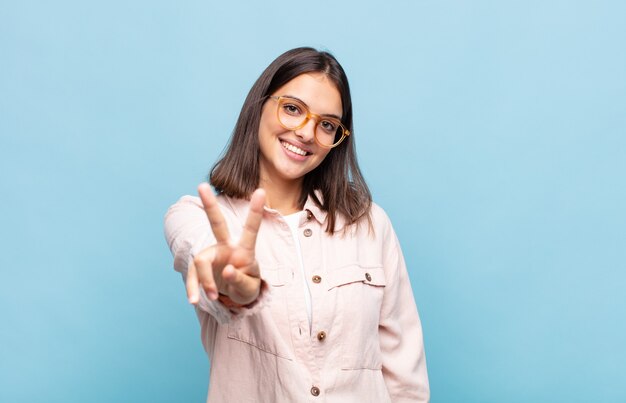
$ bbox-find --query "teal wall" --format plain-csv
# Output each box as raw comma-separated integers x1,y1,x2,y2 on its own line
1,1,625,401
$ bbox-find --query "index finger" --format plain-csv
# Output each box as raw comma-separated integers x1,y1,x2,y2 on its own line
186,260,200,304
238,188,266,251
198,183,230,243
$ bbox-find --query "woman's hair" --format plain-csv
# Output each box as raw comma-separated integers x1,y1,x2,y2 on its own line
210,47,371,234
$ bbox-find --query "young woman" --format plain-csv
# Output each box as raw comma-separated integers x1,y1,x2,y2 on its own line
164,47,429,402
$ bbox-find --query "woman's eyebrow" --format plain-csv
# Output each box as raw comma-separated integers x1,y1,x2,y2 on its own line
282,94,342,120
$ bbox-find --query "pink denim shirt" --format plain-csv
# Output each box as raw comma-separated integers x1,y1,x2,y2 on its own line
164,194,430,402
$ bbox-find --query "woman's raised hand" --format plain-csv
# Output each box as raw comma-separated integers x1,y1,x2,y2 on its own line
186,183,266,306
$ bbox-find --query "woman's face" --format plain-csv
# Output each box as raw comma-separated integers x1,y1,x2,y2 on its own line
258,72,342,188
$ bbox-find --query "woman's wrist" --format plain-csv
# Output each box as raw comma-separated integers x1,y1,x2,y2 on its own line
217,280,266,310
217,292,244,308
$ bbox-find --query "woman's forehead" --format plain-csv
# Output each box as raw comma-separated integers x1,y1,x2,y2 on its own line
275,73,342,115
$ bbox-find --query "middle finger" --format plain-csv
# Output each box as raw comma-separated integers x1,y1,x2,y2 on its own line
238,188,266,251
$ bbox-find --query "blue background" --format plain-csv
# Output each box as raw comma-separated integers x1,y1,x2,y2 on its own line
1,1,625,402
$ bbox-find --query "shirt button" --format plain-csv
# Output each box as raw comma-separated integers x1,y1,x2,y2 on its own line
306,210,313,220
312,275,322,284
365,272,372,281
303,228,313,237
310,386,320,396
317,331,326,341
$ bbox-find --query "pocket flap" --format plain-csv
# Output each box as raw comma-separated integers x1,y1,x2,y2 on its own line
327,265,386,290
261,265,292,286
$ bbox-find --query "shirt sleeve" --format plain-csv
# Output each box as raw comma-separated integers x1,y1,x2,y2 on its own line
378,210,430,402
163,195,270,324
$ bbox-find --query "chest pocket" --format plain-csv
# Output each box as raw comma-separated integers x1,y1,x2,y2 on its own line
260,264,292,287
226,265,294,360
327,265,386,370
327,265,387,290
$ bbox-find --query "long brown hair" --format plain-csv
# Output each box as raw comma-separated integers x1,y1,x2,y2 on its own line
210,47,371,234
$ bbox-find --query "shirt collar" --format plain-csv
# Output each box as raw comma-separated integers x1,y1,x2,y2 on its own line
302,190,327,225
221,190,343,229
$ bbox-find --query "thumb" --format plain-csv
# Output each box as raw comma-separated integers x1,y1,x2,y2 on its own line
222,265,261,305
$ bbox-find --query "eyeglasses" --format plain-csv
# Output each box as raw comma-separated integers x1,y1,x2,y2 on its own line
268,95,350,148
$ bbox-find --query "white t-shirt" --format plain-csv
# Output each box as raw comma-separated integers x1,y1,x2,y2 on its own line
283,211,312,331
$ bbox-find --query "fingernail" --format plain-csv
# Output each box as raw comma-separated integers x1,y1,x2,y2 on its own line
208,291,218,300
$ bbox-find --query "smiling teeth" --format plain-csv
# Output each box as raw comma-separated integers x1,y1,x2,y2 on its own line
281,141,307,156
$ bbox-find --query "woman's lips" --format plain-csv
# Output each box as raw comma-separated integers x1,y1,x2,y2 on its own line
280,140,311,157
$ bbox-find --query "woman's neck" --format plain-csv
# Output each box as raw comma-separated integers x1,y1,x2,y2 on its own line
259,177,303,215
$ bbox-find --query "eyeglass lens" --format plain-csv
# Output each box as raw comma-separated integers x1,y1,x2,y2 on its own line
277,98,343,147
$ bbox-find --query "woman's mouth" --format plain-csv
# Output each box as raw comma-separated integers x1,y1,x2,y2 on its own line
281,141,310,156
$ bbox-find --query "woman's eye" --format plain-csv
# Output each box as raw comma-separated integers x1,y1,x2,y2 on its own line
320,120,337,133
283,104,302,115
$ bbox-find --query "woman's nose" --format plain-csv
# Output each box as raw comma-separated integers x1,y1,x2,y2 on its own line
294,118,317,142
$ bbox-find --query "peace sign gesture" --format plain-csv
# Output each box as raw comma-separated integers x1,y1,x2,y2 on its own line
186,183,266,306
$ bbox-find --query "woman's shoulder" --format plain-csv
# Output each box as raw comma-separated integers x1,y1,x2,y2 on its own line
164,193,240,225
368,201,394,231
165,195,202,221
337,201,395,239
369,201,389,220
166,193,237,211
171,194,202,208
